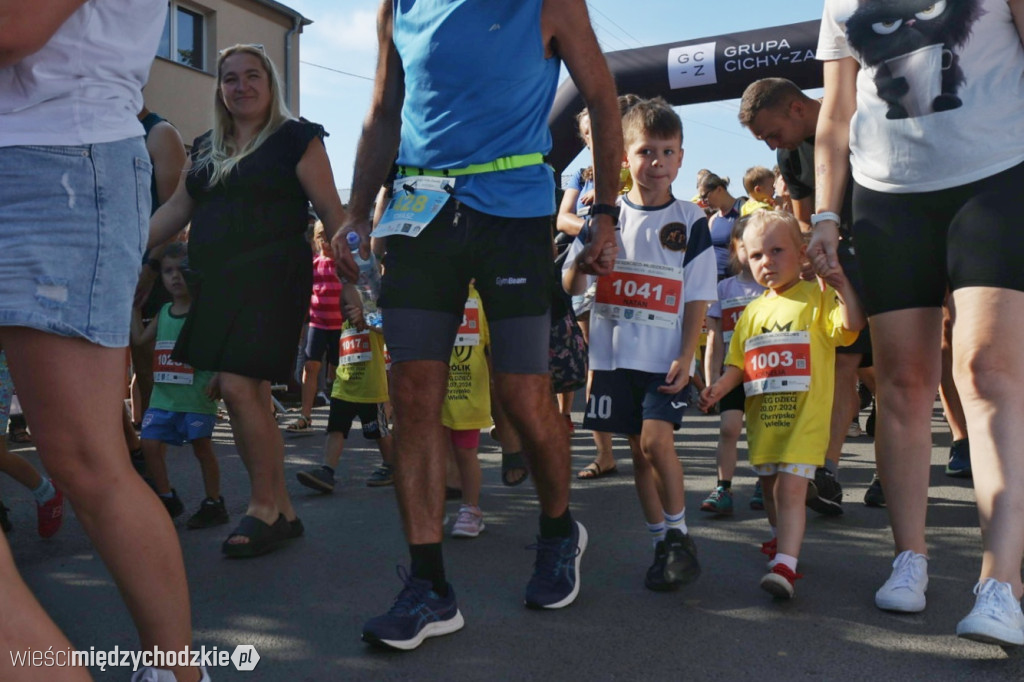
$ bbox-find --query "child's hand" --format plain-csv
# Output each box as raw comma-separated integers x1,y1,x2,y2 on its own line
344,302,367,331
698,385,718,413
579,189,596,206
817,260,848,291
658,359,688,394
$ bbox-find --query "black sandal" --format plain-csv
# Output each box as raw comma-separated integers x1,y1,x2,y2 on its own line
501,451,529,487
222,514,290,558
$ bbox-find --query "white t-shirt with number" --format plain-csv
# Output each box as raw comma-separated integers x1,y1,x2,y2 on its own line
563,196,718,373
817,0,1024,193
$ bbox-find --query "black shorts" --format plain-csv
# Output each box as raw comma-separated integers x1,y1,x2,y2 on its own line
326,398,389,439
719,383,746,413
582,369,696,435
304,326,340,365
852,160,1024,316
835,241,871,356
380,201,553,373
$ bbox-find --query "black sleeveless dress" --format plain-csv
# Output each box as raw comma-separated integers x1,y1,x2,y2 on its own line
172,119,321,383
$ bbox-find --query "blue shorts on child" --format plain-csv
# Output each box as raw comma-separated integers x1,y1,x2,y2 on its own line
141,408,216,446
583,369,696,435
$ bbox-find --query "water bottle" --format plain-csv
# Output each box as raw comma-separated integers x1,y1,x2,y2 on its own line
346,231,382,328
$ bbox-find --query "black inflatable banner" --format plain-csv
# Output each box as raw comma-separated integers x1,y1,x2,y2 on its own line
548,20,823,173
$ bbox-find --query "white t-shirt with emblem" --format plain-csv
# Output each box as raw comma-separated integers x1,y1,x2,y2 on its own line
817,0,1024,193
562,196,718,373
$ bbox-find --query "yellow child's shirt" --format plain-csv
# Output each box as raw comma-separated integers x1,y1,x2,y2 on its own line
725,280,856,468
740,197,773,217
332,322,389,404
441,286,491,431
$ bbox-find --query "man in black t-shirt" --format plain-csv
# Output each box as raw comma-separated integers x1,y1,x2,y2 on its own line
739,78,875,515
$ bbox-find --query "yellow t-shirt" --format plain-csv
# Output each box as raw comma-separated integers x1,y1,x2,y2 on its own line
740,198,773,217
725,280,856,467
441,287,491,430
332,322,389,404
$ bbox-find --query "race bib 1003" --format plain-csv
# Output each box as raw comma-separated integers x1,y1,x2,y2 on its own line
454,297,481,346
338,328,372,366
593,259,683,329
742,330,811,396
153,340,194,385
372,176,453,238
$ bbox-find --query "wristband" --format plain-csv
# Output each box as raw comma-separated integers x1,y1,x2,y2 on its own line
589,203,620,225
811,211,840,227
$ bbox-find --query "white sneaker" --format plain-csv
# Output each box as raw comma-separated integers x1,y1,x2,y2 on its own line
956,578,1024,646
875,550,928,612
450,505,485,538
131,665,210,681
847,420,864,438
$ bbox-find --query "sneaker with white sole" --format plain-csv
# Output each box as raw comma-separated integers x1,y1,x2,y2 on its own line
848,420,864,438
524,520,587,609
451,505,485,538
760,563,802,600
956,578,1024,646
875,550,928,613
362,566,464,650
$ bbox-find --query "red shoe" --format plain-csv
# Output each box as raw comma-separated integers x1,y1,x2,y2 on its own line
760,563,803,599
563,414,575,434
760,537,778,560
37,488,65,538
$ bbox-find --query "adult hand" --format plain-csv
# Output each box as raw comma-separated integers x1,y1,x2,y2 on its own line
807,220,840,290
205,373,222,401
576,216,618,276
332,220,368,282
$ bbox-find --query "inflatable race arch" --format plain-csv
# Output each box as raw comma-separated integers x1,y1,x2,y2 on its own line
548,20,823,173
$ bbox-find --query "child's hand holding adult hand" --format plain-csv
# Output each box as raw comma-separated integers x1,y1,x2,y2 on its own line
658,359,688,395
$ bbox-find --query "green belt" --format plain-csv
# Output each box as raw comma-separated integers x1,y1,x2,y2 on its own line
397,152,547,178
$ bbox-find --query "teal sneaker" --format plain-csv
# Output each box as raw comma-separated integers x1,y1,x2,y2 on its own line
749,480,765,511
700,486,734,515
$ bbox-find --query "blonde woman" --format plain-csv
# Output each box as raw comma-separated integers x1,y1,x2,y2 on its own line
150,44,347,558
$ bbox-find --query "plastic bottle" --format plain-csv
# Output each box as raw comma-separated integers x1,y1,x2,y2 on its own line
346,231,382,328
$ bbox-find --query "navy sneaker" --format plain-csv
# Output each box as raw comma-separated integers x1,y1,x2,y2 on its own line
945,438,972,478
524,520,587,609
361,566,464,651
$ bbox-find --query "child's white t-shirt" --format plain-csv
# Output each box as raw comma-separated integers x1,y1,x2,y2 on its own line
817,0,1024,193
562,196,717,374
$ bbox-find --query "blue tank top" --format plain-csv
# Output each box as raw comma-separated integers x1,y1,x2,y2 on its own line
392,0,559,218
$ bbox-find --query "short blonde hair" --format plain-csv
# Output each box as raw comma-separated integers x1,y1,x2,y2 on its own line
743,209,803,249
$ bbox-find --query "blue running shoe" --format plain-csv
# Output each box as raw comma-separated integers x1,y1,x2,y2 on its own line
362,566,464,650
945,438,972,478
524,520,587,609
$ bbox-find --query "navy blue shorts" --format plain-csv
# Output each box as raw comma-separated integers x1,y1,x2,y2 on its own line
304,326,340,365
583,369,696,435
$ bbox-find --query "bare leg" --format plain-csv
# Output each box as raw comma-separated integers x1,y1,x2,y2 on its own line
130,335,155,424
0,441,44,490
141,438,170,494
715,410,743,482
826,353,862,467
761,473,779,528
191,437,220,500
774,472,809,560
950,288,1024,597
0,328,196,681
494,373,570,517
297,359,321,422
939,301,969,441
453,444,482,507
871,308,942,556
391,360,449,544
219,373,295,539
322,431,346,469
627,435,663,523
640,420,684,515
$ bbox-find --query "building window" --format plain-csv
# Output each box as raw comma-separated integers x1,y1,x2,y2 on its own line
157,2,206,71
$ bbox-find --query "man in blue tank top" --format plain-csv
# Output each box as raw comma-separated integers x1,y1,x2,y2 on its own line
338,0,623,651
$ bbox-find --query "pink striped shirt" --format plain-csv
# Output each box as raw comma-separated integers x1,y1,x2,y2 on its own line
308,255,343,330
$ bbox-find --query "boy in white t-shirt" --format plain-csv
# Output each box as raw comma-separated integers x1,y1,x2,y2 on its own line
563,97,717,591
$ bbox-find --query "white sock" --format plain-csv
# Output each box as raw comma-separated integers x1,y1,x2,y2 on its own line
31,478,56,505
665,509,688,535
646,520,666,547
769,552,798,572
770,525,778,538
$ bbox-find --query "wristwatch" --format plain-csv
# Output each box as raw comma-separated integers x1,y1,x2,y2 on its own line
810,211,841,227
589,203,620,225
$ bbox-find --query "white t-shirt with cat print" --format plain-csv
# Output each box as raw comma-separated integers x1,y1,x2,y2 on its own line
818,0,1024,193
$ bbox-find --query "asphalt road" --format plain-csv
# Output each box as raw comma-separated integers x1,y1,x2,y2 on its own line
5,398,1022,681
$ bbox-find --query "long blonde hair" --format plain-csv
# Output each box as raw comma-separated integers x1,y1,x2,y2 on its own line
197,44,294,187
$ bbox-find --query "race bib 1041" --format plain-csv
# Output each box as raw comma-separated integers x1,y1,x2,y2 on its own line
153,340,194,385
372,176,453,239
593,259,683,329
742,330,811,396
